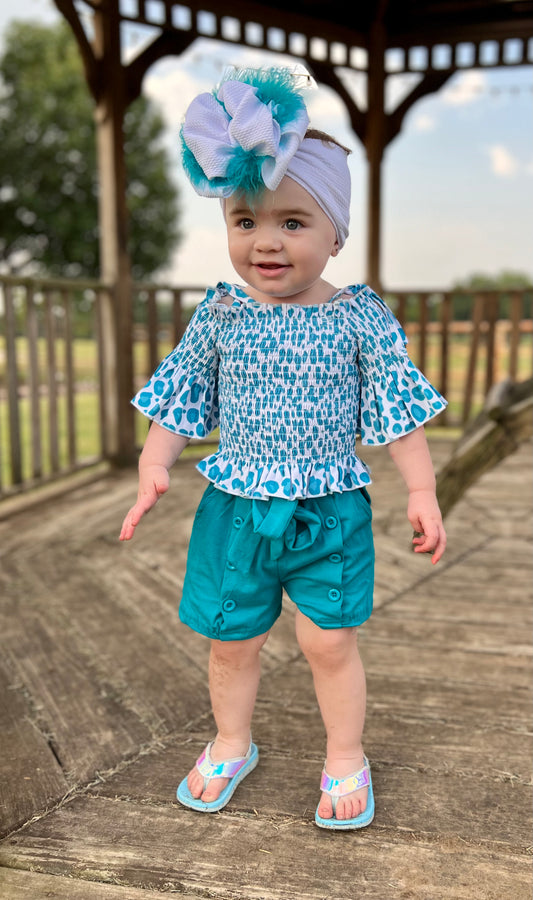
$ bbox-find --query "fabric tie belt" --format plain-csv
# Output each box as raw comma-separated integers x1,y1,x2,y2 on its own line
229,497,323,574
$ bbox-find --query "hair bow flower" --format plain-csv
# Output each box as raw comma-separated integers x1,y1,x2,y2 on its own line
181,68,310,199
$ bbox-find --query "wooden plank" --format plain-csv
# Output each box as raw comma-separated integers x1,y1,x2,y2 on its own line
0,868,200,899
439,291,451,420
484,293,499,393
87,722,531,831
95,287,108,459
418,292,429,372
382,591,532,626
359,636,530,688
509,291,523,380
462,292,484,424
1,608,152,790
0,659,68,838
62,288,76,468
252,674,531,786
371,607,531,655
146,287,158,374
172,288,184,344
3,283,22,486
25,286,42,481
0,797,530,900
263,653,531,732
44,290,59,474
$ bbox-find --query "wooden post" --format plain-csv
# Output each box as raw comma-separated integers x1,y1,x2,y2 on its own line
462,293,485,424
439,292,452,426
418,293,429,373
93,1,135,466
365,18,386,293
509,291,523,380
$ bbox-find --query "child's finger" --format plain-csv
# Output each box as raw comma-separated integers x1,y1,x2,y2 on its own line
412,525,446,563
119,510,137,541
119,501,146,541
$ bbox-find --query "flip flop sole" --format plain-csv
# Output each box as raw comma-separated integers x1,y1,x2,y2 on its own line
176,743,259,813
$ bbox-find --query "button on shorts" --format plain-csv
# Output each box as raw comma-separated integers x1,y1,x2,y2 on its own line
179,484,375,641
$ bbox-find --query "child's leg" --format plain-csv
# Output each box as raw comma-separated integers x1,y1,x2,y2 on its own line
187,630,270,802
295,610,367,821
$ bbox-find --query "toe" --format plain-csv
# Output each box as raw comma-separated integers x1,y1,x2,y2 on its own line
187,767,205,799
317,792,334,820
201,776,229,803
336,789,367,820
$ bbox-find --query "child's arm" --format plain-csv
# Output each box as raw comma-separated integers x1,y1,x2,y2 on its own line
387,426,446,565
119,423,189,541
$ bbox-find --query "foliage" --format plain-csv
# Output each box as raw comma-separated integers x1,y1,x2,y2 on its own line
386,270,533,323
452,270,533,291
451,270,533,320
0,20,181,280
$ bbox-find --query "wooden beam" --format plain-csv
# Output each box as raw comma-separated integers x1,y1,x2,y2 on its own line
53,0,100,99
93,0,135,465
126,30,197,104
305,62,367,144
386,69,455,145
365,12,387,291
181,0,369,48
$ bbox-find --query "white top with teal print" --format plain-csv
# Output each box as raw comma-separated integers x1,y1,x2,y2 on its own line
132,282,447,500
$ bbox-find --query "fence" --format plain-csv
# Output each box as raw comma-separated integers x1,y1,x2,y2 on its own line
0,275,531,498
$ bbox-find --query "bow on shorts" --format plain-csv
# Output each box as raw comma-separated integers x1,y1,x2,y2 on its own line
230,497,323,573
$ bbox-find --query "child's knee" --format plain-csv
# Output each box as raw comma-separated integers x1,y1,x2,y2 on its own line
297,620,358,668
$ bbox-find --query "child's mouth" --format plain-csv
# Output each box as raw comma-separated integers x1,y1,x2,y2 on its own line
255,263,289,275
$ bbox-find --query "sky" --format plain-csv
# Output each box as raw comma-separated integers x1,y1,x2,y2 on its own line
1,0,532,291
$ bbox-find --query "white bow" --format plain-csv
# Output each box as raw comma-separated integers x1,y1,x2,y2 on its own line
182,80,309,198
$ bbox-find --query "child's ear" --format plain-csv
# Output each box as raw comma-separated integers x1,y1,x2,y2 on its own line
331,241,340,258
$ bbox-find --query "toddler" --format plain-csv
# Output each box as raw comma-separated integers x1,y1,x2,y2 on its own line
120,68,447,829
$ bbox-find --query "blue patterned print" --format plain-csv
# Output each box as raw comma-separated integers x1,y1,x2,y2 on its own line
131,283,446,499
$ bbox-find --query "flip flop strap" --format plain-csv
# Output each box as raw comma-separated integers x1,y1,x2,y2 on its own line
196,742,250,782
320,759,370,798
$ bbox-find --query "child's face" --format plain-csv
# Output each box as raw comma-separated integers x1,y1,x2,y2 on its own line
225,177,339,305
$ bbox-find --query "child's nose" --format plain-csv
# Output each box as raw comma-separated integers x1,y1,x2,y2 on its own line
254,226,283,251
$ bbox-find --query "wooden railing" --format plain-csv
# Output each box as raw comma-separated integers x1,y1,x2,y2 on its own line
1,276,531,498
0,276,203,498
385,289,532,426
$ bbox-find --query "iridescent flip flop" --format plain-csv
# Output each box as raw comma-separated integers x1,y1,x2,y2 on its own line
315,756,375,830
176,740,258,813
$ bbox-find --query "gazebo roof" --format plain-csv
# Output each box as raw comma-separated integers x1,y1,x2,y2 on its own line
58,0,533,87
233,0,533,45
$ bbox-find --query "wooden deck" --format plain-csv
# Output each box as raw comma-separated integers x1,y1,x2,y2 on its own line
0,438,531,900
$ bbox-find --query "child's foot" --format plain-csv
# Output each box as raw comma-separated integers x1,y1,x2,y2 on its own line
186,736,251,804
316,749,368,821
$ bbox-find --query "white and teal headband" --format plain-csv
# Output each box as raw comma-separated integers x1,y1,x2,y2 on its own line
180,68,351,249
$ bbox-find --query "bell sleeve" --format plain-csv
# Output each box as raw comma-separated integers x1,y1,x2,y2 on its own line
131,296,219,438
355,291,447,445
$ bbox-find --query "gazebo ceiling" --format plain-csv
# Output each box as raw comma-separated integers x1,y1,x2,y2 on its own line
111,0,533,69
227,0,533,45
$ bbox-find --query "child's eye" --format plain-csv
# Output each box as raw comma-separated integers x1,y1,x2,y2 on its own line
238,218,255,230
284,219,302,231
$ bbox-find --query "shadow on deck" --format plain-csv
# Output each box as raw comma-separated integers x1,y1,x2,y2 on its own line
0,438,531,900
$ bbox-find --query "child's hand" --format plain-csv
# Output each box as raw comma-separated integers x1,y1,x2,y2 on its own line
119,464,170,541
407,489,447,565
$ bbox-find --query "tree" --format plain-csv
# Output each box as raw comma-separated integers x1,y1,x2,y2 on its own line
451,270,533,320
0,20,181,280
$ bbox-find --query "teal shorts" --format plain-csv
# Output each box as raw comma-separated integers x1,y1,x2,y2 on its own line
180,484,375,641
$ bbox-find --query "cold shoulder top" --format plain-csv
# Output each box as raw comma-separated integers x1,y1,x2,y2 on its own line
132,282,446,500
